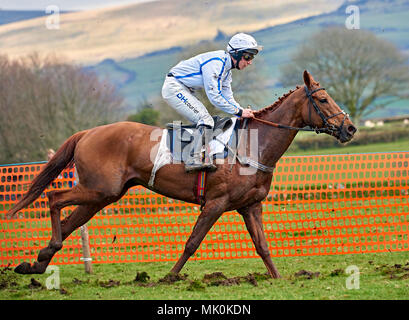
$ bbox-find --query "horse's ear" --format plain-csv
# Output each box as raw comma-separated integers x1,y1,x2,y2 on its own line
303,70,312,89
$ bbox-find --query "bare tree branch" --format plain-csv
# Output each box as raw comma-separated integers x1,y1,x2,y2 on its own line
0,53,125,164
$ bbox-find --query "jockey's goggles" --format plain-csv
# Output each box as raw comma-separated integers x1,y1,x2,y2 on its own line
242,52,255,61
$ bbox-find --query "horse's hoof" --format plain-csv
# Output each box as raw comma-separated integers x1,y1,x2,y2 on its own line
14,262,32,274
15,262,46,274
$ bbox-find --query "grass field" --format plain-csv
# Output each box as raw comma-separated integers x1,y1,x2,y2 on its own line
1,252,409,300
285,135,409,157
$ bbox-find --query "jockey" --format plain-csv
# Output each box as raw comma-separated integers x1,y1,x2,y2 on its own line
162,33,262,172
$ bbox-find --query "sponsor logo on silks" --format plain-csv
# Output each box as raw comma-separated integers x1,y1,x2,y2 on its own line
176,92,199,114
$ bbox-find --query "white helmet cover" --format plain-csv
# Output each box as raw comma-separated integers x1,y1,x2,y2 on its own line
227,33,263,54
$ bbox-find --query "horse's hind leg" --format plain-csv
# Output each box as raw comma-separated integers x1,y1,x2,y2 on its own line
14,185,113,274
35,189,70,263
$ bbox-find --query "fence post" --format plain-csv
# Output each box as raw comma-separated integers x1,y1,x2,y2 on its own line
80,224,93,274
73,165,93,273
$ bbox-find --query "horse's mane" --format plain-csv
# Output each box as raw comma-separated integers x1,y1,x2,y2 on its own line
253,85,302,117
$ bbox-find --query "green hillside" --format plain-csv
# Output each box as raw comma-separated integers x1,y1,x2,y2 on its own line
89,0,409,118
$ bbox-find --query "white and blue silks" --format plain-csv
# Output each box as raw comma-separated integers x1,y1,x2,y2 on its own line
162,50,243,128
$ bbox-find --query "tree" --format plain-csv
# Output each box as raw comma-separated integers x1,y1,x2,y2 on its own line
0,53,124,164
127,100,160,125
279,27,409,123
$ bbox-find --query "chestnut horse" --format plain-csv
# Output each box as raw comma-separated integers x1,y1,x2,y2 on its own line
6,71,356,278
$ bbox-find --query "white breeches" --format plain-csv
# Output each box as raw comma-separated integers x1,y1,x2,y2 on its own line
161,76,214,128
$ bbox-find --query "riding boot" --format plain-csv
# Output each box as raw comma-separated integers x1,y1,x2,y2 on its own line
202,127,217,172
185,125,217,173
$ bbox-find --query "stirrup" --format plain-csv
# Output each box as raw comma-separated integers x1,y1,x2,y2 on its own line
185,154,217,173
185,162,217,173
202,154,217,172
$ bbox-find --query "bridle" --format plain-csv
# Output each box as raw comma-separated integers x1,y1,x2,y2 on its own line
252,86,349,135
232,86,350,174
304,86,349,135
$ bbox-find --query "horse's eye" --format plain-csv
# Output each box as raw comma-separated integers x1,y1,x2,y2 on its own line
319,98,328,103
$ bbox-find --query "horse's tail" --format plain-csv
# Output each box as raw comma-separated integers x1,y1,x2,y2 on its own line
6,130,88,219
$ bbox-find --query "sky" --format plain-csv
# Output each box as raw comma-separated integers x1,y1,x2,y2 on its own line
0,0,157,11
0,0,349,12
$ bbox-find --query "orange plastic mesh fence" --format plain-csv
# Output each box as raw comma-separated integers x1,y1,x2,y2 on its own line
1,152,408,267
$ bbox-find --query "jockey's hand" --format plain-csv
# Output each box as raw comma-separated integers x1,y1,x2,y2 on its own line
241,108,255,119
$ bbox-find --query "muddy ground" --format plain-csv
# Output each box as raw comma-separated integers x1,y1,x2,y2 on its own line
1,261,409,295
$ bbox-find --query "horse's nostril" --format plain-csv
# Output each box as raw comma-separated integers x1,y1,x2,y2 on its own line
348,125,357,134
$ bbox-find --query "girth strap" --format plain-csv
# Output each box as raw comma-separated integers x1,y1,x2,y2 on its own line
236,156,275,173
214,137,275,174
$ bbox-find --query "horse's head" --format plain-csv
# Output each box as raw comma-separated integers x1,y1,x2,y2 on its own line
300,70,357,143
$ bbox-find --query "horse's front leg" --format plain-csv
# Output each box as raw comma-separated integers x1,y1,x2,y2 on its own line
170,197,227,274
238,202,281,279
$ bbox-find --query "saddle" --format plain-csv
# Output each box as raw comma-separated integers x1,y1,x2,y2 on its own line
165,116,239,163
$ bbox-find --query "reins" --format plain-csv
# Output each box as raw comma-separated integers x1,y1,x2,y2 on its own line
252,116,329,134
252,86,349,135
